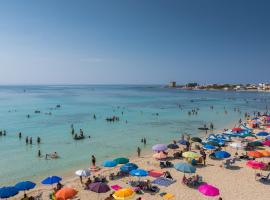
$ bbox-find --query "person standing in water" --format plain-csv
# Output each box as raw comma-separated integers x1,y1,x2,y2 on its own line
91,155,96,166
38,150,41,157
25,136,28,144
18,132,22,139
137,147,141,157
37,136,41,144
143,138,146,145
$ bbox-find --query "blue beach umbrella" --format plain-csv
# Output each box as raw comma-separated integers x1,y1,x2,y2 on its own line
152,144,168,152
178,139,188,145
120,163,138,172
41,176,62,185
203,144,216,150
174,162,196,173
256,132,269,137
103,160,117,167
0,186,19,199
130,169,148,177
214,151,231,159
15,181,36,191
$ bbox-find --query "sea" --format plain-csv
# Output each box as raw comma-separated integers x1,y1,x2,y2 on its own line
0,85,269,185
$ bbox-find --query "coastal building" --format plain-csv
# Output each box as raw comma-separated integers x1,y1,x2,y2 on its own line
169,81,176,88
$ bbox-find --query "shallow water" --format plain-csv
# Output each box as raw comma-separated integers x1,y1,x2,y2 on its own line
0,85,269,185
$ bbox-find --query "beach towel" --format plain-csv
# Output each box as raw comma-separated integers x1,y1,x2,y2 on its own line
111,185,122,191
152,177,176,187
163,193,175,199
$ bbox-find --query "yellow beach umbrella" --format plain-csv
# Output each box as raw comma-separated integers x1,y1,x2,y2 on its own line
113,188,134,200
182,151,200,159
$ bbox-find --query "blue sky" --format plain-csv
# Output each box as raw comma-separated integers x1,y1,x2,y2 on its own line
0,0,269,85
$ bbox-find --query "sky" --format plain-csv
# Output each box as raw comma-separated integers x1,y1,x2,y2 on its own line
0,0,269,85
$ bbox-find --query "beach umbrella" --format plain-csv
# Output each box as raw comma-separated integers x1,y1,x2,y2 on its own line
229,142,242,149
262,140,270,147
103,160,117,168
153,152,168,160
232,127,243,132
256,150,270,157
174,162,196,173
55,187,77,200
113,188,134,200
182,151,200,159
167,143,179,149
247,151,263,158
214,151,231,159
41,176,62,185
203,144,216,150
75,169,91,177
256,132,269,137
246,160,266,170
114,157,129,165
191,137,202,143
178,139,188,145
0,187,19,199
152,144,168,152
88,182,110,193
239,133,256,138
207,141,220,147
120,163,138,172
198,184,220,197
14,181,36,192
245,137,256,141
130,169,148,177
248,141,263,147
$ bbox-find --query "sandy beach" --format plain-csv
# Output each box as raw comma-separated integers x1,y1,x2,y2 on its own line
13,123,270,200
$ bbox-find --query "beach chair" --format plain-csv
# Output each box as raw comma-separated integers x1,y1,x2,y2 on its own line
259,173,270,183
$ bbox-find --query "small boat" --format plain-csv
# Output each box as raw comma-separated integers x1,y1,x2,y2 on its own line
74,136,85,140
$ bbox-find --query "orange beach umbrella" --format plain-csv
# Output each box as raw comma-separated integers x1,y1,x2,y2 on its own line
256,150,270,157
55,187,77,200
247,151,263,158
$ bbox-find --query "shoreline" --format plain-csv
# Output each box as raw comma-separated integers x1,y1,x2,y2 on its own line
14,120,241,199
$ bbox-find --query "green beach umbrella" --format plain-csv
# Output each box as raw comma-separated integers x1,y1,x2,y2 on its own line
240,134,256,138
247,141,263,147
114,157,129,164
191,137,202,143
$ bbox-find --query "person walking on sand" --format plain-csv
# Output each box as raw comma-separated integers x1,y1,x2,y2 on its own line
91,155,96,166
137,147,141,157
200,149,207,166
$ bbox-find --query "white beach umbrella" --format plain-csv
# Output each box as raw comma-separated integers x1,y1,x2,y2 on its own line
75,169,91,177
229,142,242,149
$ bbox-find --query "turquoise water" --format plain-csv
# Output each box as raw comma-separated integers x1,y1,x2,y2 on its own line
0,85,269,185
